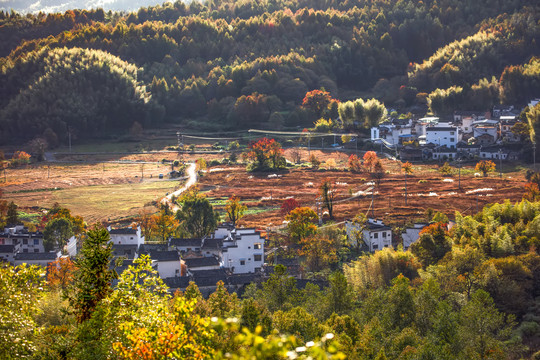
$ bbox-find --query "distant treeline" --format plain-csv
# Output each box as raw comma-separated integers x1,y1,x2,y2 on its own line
0,0,539,145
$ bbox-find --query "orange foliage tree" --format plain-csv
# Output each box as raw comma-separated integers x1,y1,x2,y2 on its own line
281,198,300,216
301,89,333,117
348,154,362,173
244,138,285,171
47,257,76,291
363,151,378,173
475,160,496,177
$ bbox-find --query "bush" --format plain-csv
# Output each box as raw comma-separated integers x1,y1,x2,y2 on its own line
418,179,427,184
438,162,453,175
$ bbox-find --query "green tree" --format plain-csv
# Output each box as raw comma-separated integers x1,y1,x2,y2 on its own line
260,264,298,312
458,290,516,358
6,201,18,225
208,280,240,318
326,272,355,315
226,196,247,227
176,193,219,238
43,217,74,251
69,226,114,323
0,264,44,359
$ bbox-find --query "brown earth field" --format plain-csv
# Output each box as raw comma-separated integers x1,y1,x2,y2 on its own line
0,148,528,228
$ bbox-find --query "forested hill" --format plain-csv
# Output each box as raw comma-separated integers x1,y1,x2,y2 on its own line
0,0,539,145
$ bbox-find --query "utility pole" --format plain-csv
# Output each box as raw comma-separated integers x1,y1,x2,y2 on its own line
47,165,50,179
308,133,311,158
458,158,461,191
533,141,536,171
371,186,375,218
316,196,322,225
404,172,407,205
499,148,502,178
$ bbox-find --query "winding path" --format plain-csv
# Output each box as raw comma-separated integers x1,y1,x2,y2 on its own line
161,162,197,212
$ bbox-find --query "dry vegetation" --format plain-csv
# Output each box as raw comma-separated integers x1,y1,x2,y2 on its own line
1,148,527,227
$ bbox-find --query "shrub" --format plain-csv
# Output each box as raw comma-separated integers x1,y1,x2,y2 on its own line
418,179,427,184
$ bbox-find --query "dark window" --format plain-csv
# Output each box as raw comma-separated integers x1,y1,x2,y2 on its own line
254,254,262,262
254,243,262,249
23,239,28,245
372,244,379,250
34,249,39,253
23,248,28,253
240,260,246,266
374,233,378,239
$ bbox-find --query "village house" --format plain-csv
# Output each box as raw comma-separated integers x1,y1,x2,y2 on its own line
425,126,458,149
0,225,45,253
402,223,428,250
345,218,393,252
0,244,20,264
14,251,59,267
149,250,182,278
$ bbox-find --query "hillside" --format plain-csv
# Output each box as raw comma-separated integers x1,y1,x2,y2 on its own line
0,0,539,145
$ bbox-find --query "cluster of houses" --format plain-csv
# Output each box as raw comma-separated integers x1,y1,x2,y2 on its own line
1,223,265,294
371,103,534,162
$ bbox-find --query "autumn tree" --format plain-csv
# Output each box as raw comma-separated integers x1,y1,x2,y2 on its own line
151,210,179,243
401,161,413,175
10,151,31,166
302,89,333,118
280,198,300,216
320,178,336,220
410,222,451,267
363,151,378,173
300,228,343,272
47,257,76,291
286,207,318,246
244,138,285,171
225,196,246,227
475,160,496,177
309,154,321,169
348,154,362,173
372,159,386,185
523,182,540,201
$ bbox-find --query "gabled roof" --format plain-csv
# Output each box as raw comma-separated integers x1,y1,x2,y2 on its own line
426,127,457,132
15,252,57,261
366,223,392,231
184,256,220,268
163,276,190,289
150,250,180,262
191,269,228,287
0,244,16,253
109,228,137,235
138,243,168,255
202,238,223,249
169,238,202,247
228,273,258,285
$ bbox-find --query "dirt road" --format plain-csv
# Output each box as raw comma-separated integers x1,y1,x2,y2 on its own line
161,162,197,212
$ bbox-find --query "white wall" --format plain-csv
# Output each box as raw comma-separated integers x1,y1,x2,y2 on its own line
222,232,264,274
426,128,458,148
156,260,181,278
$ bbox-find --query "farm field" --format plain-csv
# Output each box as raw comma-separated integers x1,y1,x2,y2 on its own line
200,160,527,229
1,148,528,227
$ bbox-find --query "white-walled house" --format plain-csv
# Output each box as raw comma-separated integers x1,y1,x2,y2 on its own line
426,127,458,149
0,244,20,264
0,226,45,253
184,256,221,272
14,251,59,267
108,226,145,246
402,224,428,250
345,218,393,252
150,251,182,278
220,228,265,274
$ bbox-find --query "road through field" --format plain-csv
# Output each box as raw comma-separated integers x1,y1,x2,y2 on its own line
161,162,197,212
